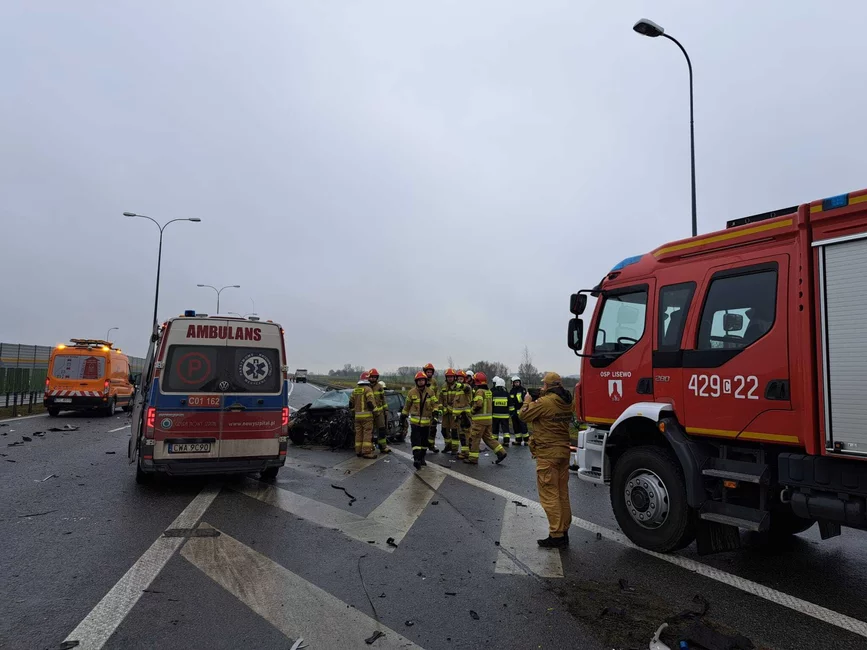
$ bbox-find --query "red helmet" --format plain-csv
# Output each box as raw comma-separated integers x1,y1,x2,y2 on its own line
473,372,487,385
414,371,427,381
445,368,456,378
423,363,435,372
359,371,370,382
368,368,380,378
457,370,467,380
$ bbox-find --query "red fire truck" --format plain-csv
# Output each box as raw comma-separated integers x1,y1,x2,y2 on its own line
568,188,867,554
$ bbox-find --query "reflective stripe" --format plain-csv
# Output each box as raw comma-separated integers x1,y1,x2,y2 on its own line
412,446,427,451
410,417,431,425
354,412,374,419
472,415,493,422
493,414,510,419
469,452,479,458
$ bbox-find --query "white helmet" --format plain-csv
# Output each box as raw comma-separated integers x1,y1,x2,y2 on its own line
511,375,521,383
494,377,506,388
492,375,501,385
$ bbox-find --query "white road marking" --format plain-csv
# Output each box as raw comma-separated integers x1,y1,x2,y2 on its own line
181,523,423,649
62,485,221,649
390,449,867,639
496,500,564,578
0,412,49,423
234,470,441,551
108,425,130,433
287,382,295,399
332,455,382,473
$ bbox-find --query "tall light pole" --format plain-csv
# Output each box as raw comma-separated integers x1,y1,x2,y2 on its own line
124,212,201,327
106,327,119,342
197,284,240,313
633,18,697,237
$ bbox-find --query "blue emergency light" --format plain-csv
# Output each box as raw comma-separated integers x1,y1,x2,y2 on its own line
822,193,849,211
184,310,196,317
610,255,643,272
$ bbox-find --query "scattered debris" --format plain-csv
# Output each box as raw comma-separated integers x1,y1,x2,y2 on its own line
649,623,671,650
7,441,23,446
367,540,376,544
404,620,414,627
105,451,116,455
5,459,15,462
469,610,480,620
365,631,385,645
596,532,602,540
618,578,635,592
59,641,80,649
48,425,79,432
21,436,32,442
386,537,398,548
143,588,163,594
379,593,386,598
18,509,58,518
289,638,308,650
445,592,457,596
431,500,439,505
512,500,527,508
37,474,58,483
331,484,357,506
494,541,500,546
33,431,45,437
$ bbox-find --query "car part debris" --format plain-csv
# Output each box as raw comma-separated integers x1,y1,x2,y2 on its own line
48,425,79,432
331,484,357,506
365,630,386,645
289,638,308,650
22,436,32,442
7,441,23,446
37,474,58,483
105,451,116,455
445,592,457,596
386,537,398,547
33,431,45,437
431,500,439,505
618,578,635,592
18,509,58,518
512,500,527,508
404,620,414,627
469,610,480,620
59,641,80,649
649,623,671,650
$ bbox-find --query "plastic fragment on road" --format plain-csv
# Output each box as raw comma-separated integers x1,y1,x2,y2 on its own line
289,638,308,650
365,630,386,645
649,623,671,650
469,610,480,620
48,425,79,432
36,474,57,483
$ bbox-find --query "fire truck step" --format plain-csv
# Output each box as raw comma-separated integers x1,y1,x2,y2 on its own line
699,501,770,532
701,458,769,485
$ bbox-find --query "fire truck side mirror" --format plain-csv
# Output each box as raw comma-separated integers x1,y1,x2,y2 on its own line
570,293,588,315
567,318,584,352
723,312,744,332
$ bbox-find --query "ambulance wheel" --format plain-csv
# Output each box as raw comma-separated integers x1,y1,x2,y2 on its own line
260,466,279,480
135,461,154,484
48,408,60,417
611,446,696,553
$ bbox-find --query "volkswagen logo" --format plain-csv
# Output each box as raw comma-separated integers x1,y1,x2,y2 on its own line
218,381,230,392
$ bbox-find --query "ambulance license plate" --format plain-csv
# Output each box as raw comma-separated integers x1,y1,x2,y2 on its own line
55,398,72,403
168,443,211,453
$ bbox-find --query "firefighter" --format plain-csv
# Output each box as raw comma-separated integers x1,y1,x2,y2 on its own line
453,370,472,455
349,372,378,459
491,376,512,446
509,375,529,446
465,372,507,465
368,368,391,454
400,371,441,469
439,369,459,453
422,363,440,452
519,372,573,547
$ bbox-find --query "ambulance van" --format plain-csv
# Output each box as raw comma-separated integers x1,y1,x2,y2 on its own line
44,339,134,416
129,312,290,483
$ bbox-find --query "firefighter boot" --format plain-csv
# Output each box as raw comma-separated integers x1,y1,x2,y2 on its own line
412,447,425,470
495,449,508,464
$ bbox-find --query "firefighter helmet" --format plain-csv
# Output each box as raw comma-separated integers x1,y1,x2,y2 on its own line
423,363,435,372
445,368,456,378
368,368,380,378
457,370,467,380
511,375,521,383
473,371,487,385
358,371,370,384
414,371,427,381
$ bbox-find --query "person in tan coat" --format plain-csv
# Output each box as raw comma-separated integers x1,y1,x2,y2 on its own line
519,372,573,548
349,372,378,459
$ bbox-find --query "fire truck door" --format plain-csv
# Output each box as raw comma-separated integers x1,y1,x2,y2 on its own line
680,257,791,441
651,282,697,415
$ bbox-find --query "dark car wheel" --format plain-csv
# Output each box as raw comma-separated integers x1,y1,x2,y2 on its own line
48,407,60,417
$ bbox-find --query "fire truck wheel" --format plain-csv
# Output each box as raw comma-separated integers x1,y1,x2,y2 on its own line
611,446,696,553
768,511,815,538
47,408,60,417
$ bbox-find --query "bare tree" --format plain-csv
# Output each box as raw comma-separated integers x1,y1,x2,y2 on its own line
447,355,455,369
517,346,541,385
469,361,510,382
396,366,416,378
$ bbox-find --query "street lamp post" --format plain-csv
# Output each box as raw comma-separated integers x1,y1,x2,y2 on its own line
633,18,697,237
197,284,241,313
124,212,201,327
106,327,119,342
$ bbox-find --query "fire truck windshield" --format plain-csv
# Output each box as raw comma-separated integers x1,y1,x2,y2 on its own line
593,289,648,354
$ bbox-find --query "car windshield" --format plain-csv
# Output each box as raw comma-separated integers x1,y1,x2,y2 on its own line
311,389,352,408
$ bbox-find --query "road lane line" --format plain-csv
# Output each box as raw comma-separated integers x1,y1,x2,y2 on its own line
496,501,563,578
287,382,295,399
366,471,444,545
332,455,383,473
62,484,221,649
181,523,424,648
108,425,130,433
390,449,867,639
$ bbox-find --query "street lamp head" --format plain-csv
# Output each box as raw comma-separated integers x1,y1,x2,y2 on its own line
633,18,664,38
232,285,241,288
123,212,137,217
188,218,202,222
197,284,206,287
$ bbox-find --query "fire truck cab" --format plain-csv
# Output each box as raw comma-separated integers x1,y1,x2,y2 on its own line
568,188,867,554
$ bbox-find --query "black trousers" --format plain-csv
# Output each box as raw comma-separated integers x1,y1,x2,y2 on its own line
410,424,430,462
492,418,511,439
511,414,528,437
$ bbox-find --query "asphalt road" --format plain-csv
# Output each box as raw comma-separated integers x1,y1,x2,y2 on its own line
2,381,867,649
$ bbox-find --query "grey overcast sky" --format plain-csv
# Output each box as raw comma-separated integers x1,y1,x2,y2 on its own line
2,1,866,373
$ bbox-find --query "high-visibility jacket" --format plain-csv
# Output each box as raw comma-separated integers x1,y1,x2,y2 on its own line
349,384,376,419
451,381,472,414
471,386,493,423
401,386,440,426
426,376,439,396
509,384,528,415
492,386,510,419
519,386,573,459
370,381,386,414
439,380,458,413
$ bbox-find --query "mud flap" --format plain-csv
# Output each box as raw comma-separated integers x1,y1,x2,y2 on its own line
696,518,741,555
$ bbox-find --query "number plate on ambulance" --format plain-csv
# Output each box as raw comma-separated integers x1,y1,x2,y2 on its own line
168,443,211,453
55,398,72,403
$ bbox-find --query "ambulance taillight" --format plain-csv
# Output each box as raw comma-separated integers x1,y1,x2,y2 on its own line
145,407,156,439
282,407,289,428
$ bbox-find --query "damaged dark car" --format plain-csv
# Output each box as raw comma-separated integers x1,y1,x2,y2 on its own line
289,388,407,449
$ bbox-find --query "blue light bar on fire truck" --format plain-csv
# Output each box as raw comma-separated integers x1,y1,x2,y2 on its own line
610,255,642,272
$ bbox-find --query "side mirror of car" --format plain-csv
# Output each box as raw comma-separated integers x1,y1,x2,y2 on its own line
570,293,588,315
567,318,584,352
